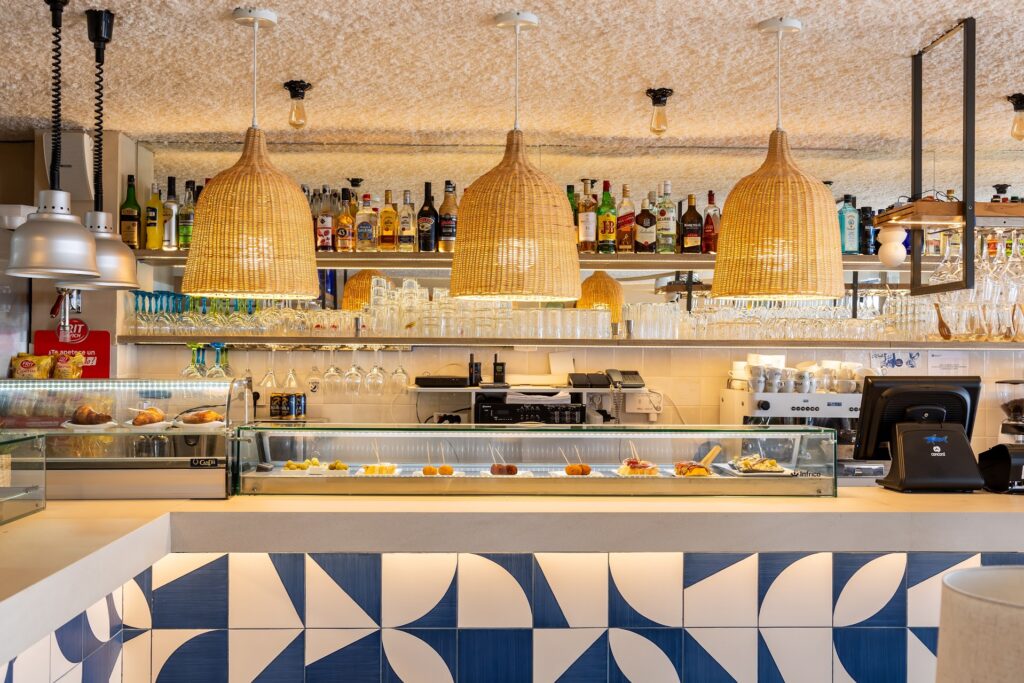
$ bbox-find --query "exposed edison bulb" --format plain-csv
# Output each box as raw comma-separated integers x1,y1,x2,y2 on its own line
1013,110,1024,142
288,99,307,129
650,105,668,136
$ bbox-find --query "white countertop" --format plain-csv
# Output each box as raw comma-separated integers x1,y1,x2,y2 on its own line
2,489,1024,662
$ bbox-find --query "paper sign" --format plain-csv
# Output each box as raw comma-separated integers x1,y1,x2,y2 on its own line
869,351,924,375
34,318,111,378
927,350,970,375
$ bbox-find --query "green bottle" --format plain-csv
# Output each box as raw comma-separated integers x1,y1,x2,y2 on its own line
566,184,578,229
596,180,617,254
118,174,141,249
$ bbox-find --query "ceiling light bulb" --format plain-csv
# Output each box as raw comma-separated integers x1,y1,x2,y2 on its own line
645,88,673,137
1008,94,1024,141
288,99,307,129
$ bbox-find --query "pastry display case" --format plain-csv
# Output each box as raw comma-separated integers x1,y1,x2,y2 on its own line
0,379,252,499
235,424,837,496
0,433,45,524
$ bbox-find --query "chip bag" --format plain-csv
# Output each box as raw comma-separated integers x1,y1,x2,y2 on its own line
9,354,54,379
52,352,86,379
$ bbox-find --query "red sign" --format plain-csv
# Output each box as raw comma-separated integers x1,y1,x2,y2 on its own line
34,318,111,378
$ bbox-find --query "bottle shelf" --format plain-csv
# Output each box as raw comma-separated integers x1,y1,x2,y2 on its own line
132,250,937,273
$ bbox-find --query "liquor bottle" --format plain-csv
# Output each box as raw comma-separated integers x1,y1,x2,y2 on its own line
194,183,204,204
334,188,355,252
118,174,141,249
398,190,417,252
438,180,458,253
838,194,860,254
596,180,617,254
680,194,702,254
144,183,163,250
634,197,657,253
859,206,878,255
161,176,178,251
314,186,335,251
417,182,438,252
701,190,721,254
566,185,578,229
577,179,597,253
379,190,398,251
615,184,636,253
355,193,379,252
177,180,195,250
656,181,677,253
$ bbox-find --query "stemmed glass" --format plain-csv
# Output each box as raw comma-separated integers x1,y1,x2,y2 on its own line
181,343,205,378
283,349,300,389
205,342,228,378
364,348,386,396
343,348,365,397
306,351,324,401
258,346,280,390
195,345,209,376
390,351,410,394
322,347,343,400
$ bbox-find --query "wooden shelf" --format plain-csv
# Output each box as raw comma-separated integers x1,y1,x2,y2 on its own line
133,250,934,273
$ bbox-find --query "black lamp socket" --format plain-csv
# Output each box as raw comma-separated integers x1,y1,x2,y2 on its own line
45,0,69,29
86,9,115,63
284,80,313,100
646,87,674,107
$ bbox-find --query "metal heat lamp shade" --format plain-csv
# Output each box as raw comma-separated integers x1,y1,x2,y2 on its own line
55,211,138,289
6,190,99,279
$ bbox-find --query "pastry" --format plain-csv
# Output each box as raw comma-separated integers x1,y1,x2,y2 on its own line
490,463,518,475
438,464,454,476
564,463,591,476
422,465,438,476
180,409,224,424
731,456,784,473
132,407,165,426
328,460,348,471
363,463,396,475
71,405,112,425
617,457,659,476
674,461,711,477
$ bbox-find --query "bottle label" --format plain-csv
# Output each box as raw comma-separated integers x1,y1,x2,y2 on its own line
841,213,859,251
656,212,675,235
635,218,657,247
119,210,140,246
578,213,597,241
177,216,194,248
418,217,435,236
399,215,416,246
380,215,397,237
316,215,334,247
597,214,617,242
357,221,374,242
683,234,701,250
439,215,457,241
335,222,354,249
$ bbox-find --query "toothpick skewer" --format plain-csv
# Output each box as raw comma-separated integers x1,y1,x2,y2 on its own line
573,445,583,464
629,441,639,460
373,440,381,464
558,447,571,465
426,443,432,466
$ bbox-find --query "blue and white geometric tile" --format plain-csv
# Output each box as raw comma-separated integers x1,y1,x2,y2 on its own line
83,589,122,661
382,628,455,683
684,553,757,627
610,628,682,683
304,629,379,683
833,627,906,682
685,628,757,683
7,634,50,683
533,553,608,628
533,628,606,683
833,553,907,627
758,628,832,683
81,636,121,683
609,553,682,628
151,629,227,683
457,553,532,628
122,569,151,631
51,614,83,682
151,554,228,630
381,553,456,628
120,630,148,683
907,553,980,627
305,554,380,629
981,552,1024,566
228,554,304,629
907,627,939,683
759,552,832,627
457,629,531,683
228,629,303,683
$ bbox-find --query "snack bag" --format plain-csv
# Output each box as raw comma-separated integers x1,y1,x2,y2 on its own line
9,354,54,379
52,352,86,379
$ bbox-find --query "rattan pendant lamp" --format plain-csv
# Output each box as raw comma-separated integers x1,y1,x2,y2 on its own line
450,10,581,301
181,7,318,300
711,17,844,300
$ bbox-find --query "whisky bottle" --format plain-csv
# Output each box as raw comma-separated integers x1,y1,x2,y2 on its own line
596,180,617,254
118,174,141,249
177,180,195,250
144,183,163,250
398,190,417,252
656,181,677,254
355,193,379,252
616,184,636,253
701,190,721,253
680,194,702,254
437,180,458,253
417,182,438,252
577,179,597,253
161,176,178,251
379,190,398,251
334,188,355,252
634,198,657,253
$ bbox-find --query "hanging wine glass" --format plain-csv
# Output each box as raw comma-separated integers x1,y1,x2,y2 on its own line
343,348,364,397
283,348,300,389
306,350,323,401
364,348,386,396
181,343,205,378
322,346,343,400
258,345,280,390
205,342,229,378
390,350,410,394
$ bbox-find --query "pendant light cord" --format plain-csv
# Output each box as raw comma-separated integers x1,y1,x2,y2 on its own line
513,24,521,130
251,20,259,128
48,5,65,191
775,29,783,131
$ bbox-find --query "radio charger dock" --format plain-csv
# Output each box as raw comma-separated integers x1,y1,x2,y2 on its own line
877,423,983,492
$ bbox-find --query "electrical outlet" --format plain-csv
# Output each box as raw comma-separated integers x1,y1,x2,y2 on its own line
626,391,660,414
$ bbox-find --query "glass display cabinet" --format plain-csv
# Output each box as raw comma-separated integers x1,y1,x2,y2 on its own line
236,424,837,496
0,433,45,524
0,379,252,499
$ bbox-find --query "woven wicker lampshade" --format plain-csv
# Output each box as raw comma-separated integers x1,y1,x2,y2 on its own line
181,127,319,300
577,270,624,323
341,269,390,311
450,129,581,301
711,129,844,300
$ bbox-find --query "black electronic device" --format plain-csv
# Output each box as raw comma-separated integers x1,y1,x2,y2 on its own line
569,373,591,388
587,373,611,388
474,401,586,425
493,354,506,384
978,445,1024,494
605,369,645,388
853,376,983,492
415,376,470,388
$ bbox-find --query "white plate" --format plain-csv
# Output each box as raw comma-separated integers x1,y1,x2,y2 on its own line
720,462,796,477
478,470,535,478
60,420,118,431
611,469,665,478
413,470,466,478
548,469,605,478
171,419,226,431
122,420,171,432
356,467,403,477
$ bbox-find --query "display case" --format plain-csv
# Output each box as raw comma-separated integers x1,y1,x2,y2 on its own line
0,379,252,499
236,424,837,496
0,433,45,524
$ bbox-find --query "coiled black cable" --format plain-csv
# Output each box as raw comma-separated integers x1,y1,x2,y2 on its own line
93,58,103,210
49,21,62,191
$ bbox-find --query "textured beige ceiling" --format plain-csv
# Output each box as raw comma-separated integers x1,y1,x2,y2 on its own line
1,0,1022,208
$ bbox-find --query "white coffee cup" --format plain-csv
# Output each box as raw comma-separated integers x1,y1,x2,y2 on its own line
750,376,766,392
836,379,857,393
781,379,795,393
747,364,765,379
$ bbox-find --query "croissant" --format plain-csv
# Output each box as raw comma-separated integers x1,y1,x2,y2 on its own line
132,407,165,426
181,410,223,424
71,405,112,425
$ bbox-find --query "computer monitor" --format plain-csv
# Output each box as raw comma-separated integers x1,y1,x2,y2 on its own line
853,376,981,460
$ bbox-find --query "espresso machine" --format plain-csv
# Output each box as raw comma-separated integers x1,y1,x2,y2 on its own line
978,380,1024,493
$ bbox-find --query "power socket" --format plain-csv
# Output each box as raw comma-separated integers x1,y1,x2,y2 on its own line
625,391,662,415
433,413,462,424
